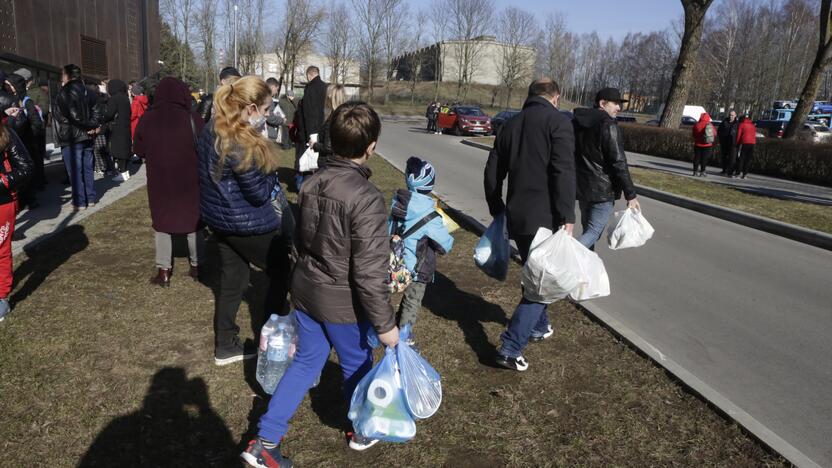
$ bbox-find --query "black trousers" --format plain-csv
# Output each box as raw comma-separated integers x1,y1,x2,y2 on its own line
214,230,290,346
693,146,712,173
735,144,754,176
719,141,736,174
427,118,436,132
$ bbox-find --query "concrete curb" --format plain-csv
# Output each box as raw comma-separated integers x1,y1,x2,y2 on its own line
377,149,819,468
460,139,832,252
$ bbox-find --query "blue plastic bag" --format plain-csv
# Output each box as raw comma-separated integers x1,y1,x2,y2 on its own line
396,327,442,419
348,347,417,443
474,213,510,280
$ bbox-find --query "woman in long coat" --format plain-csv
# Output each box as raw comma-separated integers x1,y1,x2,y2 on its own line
133,77,205,287
102,79,133,181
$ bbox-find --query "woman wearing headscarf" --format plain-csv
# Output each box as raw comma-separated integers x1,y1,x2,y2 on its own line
133,77,205,287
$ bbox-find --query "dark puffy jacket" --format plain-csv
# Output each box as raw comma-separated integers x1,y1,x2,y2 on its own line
484,96,576,236
291,156,395,334
55,78,99,144
197,122,280,236
573,107,637,203
197,93,214,123
0,127,33,205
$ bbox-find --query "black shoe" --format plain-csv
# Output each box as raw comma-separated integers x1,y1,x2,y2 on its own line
241,437,293,467
215,336,257,366
529,325,554,343
495,354,529,371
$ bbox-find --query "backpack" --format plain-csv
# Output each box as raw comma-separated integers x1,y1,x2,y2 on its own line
388,211,441,293
22,96,44,121
704,123,715,144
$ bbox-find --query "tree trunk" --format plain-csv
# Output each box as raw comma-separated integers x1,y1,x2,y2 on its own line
660,0,713,128
784,0,832,138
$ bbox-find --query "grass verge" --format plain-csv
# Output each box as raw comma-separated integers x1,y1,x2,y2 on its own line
0,149,785,466
631,167,832,234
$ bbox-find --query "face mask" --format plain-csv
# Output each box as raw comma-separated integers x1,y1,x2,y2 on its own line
248,107,267,129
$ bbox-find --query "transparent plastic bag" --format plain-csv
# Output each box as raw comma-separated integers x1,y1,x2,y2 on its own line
396,325,442,419
474,213,510,281
348,347,416,443
521,228,583,303
607,207,655,250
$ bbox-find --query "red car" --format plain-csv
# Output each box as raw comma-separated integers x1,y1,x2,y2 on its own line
437,105,492,136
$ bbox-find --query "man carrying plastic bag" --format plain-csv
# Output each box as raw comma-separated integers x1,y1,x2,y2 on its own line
607,207,655,250
483,79,576,372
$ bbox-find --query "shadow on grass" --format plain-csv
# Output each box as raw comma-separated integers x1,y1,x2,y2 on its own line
78,367,237,467
423,272,508,367
11,224,89,307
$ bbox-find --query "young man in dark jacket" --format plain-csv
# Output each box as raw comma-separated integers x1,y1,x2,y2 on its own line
718,110,738,176
484,79,576,371
243,102,399,466
197,67,241,123
55,64,100,210
294,66,327,188
573,87,639,250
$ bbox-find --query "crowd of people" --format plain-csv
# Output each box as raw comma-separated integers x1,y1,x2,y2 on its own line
693,110,758,179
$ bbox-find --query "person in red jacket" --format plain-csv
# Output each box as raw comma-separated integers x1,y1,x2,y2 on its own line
130,82,148,139
734,115,757,179
691,112,716,177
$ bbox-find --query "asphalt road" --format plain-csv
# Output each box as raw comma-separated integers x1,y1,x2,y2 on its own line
377,119,832,468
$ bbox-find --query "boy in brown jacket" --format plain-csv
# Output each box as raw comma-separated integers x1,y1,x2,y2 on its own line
243,102,399,468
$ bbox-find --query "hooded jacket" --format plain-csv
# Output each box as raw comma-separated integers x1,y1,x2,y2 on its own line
736,119,757,145
388,189,454,283
291,156,395,334
102,79,133,158
692,113,715,148
573,107,637,203
484,95,576,237
130,93,149,138
5,74,44,154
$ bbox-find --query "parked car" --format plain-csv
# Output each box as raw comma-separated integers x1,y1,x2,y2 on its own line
616,116,637,123
491,110,520,135
437,105,492,136
680,115,698,128
797,122,832,143
811,101,832,114
773,100,798,109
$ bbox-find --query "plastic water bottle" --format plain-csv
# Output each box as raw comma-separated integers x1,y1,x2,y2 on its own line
256,314,281,388
260,323,292,394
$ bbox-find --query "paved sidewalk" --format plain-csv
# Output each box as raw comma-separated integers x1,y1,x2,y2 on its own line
626,151,832,206
12,159,146,255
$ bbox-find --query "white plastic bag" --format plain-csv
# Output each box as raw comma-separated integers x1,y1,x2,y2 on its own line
522,227,611,303
298,133,319,172
474,214,510,281
607,207,655,250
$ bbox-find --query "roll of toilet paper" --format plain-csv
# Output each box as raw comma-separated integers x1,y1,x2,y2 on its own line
367,379,394,408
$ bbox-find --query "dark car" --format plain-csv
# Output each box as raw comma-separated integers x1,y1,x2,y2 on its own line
644,117,698,128
616,116,637,123
491,110,520,135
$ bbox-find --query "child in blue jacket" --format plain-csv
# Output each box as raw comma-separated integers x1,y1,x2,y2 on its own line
389,157,454,338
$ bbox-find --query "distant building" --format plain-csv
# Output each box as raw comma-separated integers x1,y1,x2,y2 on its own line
0,0,160,84
392,36,535,87
255,52,361,99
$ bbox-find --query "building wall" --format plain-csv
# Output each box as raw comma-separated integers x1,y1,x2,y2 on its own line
256,52,362,99
0,0,159,81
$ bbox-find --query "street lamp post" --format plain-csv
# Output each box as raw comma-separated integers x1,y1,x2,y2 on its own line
234,4,239,69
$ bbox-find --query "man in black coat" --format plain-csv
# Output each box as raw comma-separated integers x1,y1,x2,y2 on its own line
101,79,133,181
484,78,576,371
55,64,101,210
717,109,739,175
197,67,241,123
573,87,639,250
294,65,327,189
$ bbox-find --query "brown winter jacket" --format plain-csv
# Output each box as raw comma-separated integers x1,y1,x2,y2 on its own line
291,155,395,334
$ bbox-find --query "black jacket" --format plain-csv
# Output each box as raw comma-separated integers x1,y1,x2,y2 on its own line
54,78,100,145
484,96,576,237
311,117,333,168
300,76,327,141
5,75,44,158
0,128,33,204
573,107,637,203
102,80,133,158
718,117,739,145
197,93,214,123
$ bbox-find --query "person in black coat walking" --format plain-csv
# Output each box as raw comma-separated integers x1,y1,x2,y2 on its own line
718,110,739,176
484,79,576,371
101,79,133,181
295,66,327,189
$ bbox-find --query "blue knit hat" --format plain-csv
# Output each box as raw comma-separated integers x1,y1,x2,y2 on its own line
405,156,435,194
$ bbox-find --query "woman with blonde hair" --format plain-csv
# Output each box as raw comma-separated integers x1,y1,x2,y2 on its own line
197,75,290,366
311,84,346,168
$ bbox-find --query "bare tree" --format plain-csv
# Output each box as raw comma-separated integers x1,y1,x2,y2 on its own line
495,8,536,108
321,2,352,84
275,0,325,89
352,0,386,101
448,0,494,102
194,0,218,90
380,0,408,104
659,0,714,128
161,0,195,77
785,0,832,138
408,10,429,105
429,0,450,101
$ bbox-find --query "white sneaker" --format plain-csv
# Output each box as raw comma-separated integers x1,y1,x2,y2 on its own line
348,433,379,451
